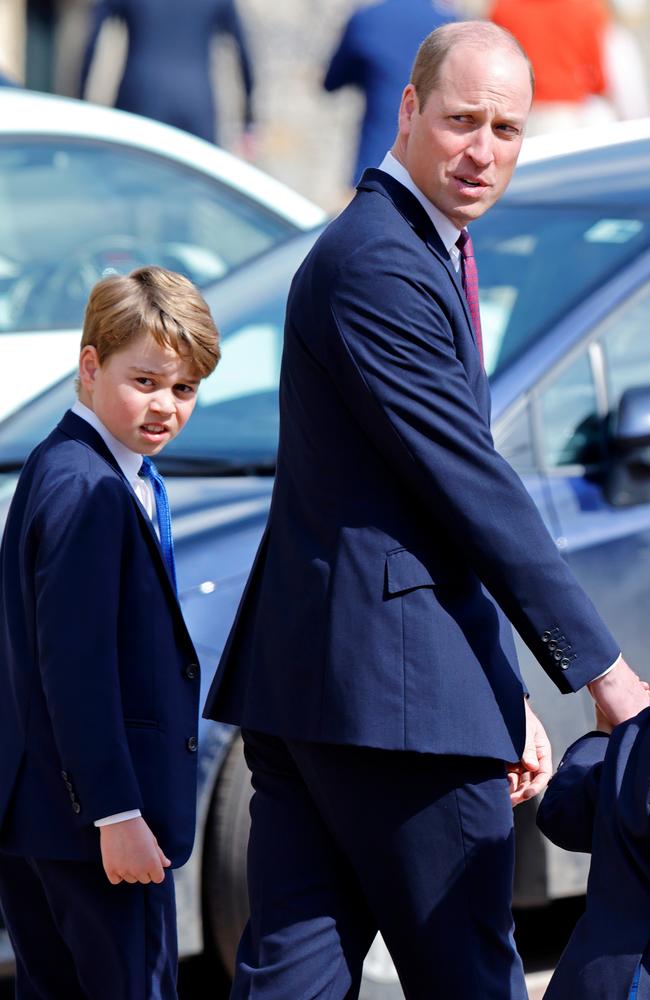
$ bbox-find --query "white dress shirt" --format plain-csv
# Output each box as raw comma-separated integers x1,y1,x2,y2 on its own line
71,400,152,828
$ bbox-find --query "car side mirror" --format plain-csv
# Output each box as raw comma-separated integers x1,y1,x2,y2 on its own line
606,385,650,506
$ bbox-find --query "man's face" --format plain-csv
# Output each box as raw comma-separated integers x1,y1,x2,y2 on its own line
78,333,200,455
394,43,532,229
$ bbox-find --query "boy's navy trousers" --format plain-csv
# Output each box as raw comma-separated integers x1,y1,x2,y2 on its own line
0,851,177,999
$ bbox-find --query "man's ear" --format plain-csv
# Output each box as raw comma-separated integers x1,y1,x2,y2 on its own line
78,345,101,393
398,84,419,137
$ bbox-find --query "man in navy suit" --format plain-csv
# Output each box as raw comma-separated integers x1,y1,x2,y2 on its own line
537,706,650,999
324,0,456,185
204,21,649,998
0,267,219,998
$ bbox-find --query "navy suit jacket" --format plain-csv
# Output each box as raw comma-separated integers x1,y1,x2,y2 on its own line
204,168,619,762
324,0,455,183
79,0,254,142
0,411,200,866
537,711,650,999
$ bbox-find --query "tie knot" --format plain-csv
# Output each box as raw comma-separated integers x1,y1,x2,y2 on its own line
456,229,473,259
139,456,156,480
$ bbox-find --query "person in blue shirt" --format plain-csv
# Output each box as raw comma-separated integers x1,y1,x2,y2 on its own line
323,0,457,186
79,0,255,145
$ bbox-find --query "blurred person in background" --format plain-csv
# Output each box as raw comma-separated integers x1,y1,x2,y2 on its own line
78,0,255,149
489,0,615,134
323,0,457,187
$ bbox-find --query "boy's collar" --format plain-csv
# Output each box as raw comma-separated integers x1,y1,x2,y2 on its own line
71,400,142,483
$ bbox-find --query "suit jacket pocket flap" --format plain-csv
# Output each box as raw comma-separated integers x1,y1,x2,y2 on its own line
385,548,438,595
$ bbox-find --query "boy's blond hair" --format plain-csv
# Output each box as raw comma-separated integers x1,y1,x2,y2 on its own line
79,266,221,380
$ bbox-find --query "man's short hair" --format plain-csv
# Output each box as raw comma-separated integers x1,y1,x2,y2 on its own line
80,266,221,378
410,20,535,110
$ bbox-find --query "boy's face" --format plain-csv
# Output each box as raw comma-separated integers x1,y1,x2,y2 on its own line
78,334,201,456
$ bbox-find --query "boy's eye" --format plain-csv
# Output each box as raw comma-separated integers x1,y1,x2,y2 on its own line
175,384,196,396
135,377,154,387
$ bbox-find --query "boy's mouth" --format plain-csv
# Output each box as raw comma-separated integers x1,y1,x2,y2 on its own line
141,423,168,436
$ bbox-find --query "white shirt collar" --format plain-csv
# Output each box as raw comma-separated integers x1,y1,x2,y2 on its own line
378,151,462,268
71,400,143,484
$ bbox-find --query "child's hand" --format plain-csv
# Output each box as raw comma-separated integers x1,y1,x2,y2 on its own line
99,817,171,885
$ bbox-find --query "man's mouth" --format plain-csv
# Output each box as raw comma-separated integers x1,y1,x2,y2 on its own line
456,176,483,188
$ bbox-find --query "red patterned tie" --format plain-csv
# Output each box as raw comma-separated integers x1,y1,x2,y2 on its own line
456,229,484,365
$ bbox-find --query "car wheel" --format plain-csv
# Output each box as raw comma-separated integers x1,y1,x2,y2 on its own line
203,733,405,998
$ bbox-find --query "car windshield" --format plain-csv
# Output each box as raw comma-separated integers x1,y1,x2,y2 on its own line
0,138,296,333
2,155,650,473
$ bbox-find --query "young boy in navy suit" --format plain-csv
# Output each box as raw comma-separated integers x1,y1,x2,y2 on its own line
537,703,650,999
0,266,219,999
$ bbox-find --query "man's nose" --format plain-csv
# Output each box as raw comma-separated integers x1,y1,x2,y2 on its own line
467,126,495,167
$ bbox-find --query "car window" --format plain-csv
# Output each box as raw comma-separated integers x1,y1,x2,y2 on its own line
0,139,296,333
493,402,536,476
537,350,604,469
601,283,650,407
472,206,650,380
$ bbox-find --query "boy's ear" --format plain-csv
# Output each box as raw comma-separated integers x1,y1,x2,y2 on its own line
78,346,100,393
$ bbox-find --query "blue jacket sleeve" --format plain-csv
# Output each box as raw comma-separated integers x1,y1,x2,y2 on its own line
536,732,609,853
32,468,143,826
323,14,364,92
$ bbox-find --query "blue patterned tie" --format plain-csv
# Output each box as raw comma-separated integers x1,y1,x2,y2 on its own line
139,457,177,593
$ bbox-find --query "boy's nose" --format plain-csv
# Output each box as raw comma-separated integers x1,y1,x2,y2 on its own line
149,390,175,415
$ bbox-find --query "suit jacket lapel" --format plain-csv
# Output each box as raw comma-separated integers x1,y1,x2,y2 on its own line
356,168,478,351
57,410,180,603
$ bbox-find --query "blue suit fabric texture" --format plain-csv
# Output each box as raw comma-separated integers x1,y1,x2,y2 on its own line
0,410,201,998
324,0,456,184
537,708,650,1000
203,169,619,996
80,0,254,143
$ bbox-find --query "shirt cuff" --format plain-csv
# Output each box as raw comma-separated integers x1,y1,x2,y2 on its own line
94,809,142,828
589,653,621,683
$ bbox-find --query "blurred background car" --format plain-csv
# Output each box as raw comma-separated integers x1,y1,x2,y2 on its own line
0,87,324,420
4,118,650,994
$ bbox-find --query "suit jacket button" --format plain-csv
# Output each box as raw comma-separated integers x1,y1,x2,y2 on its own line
185,663,199,680
186,736,198,752
560,658,571,669
72,802,81,814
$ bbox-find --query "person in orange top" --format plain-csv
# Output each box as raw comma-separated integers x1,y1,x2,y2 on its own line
489,0,614,134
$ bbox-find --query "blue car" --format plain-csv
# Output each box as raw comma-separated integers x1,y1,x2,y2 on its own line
2,121,650,994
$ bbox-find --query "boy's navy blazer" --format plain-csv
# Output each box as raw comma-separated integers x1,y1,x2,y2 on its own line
0,411,201,866
538,709,650,999
204,169,619,760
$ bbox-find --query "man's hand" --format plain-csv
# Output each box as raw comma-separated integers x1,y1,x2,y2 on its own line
99,817,171,885
507,700,553,807
587,657,650,729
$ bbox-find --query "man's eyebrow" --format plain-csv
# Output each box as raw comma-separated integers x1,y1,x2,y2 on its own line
129,366,200,384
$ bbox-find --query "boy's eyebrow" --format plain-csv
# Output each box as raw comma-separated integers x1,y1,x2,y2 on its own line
129,366,200,384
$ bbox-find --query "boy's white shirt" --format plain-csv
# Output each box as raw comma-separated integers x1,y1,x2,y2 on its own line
71,400,150,829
